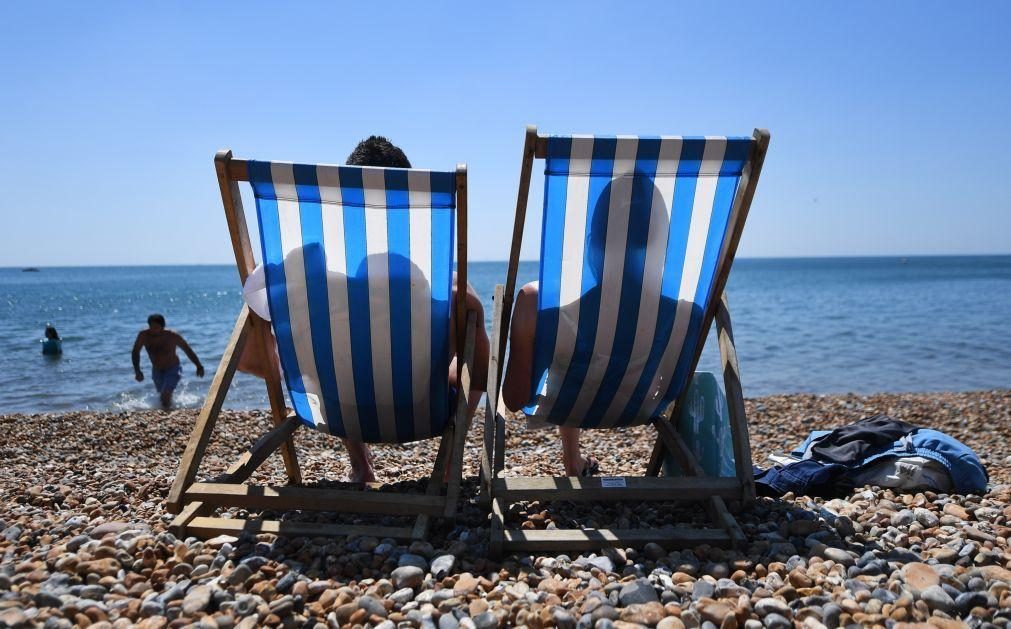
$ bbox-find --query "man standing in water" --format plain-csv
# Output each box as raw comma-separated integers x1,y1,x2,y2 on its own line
132,314,204,408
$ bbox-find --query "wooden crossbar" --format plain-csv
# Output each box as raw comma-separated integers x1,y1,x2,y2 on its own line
492,476,742,503
185,483,446,515
187,517,414,541
502,528,732,552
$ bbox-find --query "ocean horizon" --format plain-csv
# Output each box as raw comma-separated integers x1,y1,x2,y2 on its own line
2,255,1009,414
8,252,1011,270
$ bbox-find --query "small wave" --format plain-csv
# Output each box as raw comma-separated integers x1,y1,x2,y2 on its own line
110,382,205,412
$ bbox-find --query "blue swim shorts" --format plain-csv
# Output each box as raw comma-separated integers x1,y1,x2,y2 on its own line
152,364,183,394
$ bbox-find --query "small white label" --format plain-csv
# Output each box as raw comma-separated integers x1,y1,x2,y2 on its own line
600,477,626,488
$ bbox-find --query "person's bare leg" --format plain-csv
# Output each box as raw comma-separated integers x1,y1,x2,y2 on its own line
560,426,584,476
159,389,172,409
503,283,597,477
444,278,490,482
343,439,375,483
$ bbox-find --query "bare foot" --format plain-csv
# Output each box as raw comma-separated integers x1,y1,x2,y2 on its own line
347,442,376,483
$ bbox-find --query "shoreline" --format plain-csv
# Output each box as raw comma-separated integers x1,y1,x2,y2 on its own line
1,389,1009,627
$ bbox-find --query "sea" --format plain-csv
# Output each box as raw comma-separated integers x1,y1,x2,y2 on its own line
2,257,1009,414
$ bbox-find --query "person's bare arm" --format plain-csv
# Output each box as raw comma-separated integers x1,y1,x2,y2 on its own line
501,284,538,412
131,332,145,381
175,333,205,377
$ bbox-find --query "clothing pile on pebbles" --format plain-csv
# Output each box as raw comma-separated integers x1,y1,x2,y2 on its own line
1,390,1009,628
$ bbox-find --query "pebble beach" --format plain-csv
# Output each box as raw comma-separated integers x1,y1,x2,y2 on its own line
2,390,1010,629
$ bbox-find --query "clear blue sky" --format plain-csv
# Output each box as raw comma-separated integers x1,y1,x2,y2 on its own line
2,2,1009,266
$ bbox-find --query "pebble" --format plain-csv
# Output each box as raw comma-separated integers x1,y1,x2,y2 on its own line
619,579,659,605
182,584,212,615
902,562,940,593
392,566,425,590
431,554,456,579
754,598,791,619
0,396,1007,628
398,553,429,570
920,584,956,613
819,547,854,566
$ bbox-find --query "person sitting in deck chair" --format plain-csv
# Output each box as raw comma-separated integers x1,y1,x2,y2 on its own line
238,136,489,482
500,171,669,478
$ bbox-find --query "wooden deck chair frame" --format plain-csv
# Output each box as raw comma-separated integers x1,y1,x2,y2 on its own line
166,150,477,542
480,126,770,557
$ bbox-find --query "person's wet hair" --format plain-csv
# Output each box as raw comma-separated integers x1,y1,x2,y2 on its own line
148,313,166,327
45,325,59,340
346,136,411,168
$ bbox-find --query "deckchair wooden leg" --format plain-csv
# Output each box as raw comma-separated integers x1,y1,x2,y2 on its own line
221,415,301,482
444,311,477,518
170,457,253,536
411,421,456,539
654,419,746,547
480,284,506,504
489,497,507,559
170,416,300,536
255,317,302,485
715,293,755,506
168,306,253,513
645,433,667,477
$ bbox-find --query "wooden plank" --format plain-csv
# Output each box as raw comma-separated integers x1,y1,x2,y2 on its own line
217,415,301,483
494,409,506,476
665,129,770,415
167,307,253,512
480,283,506,502
715,293,756,505
709,493,747,547
444,310,477,518
645,434,666,477
454,165,468,375
653,419,705,476
169,448,259,537
655,419,747,544
496,126,538,388
411,422,455,539
215,149,302,484
214,151,256,283
501,527,732,552
489,497,507,559
534,135,549,158
186,483,446,515
258,318,302,485
187,517,414,541
169,501,207,535
226,159,250,182
492,475,741,503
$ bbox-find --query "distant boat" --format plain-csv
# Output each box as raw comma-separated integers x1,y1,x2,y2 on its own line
899,258,908,264
22,267,39,272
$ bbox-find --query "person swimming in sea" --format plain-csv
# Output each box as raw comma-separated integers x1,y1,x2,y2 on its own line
131,313,204,408
41,325,62,356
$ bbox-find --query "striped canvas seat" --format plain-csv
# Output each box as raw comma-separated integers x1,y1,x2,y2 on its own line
524,135,754,429
247,161,457,443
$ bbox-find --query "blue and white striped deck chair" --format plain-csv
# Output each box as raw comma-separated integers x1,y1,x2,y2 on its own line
168,150,478,543
485,127,769,556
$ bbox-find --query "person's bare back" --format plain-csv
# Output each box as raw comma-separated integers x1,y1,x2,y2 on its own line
135,328,185,370
132,313,203,407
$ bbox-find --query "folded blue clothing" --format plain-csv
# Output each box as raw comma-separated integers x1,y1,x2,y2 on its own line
756,415,987,497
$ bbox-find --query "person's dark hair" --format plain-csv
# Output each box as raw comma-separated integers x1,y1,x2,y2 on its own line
346,136,411,168
45,325,59,340
148,313,166,327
